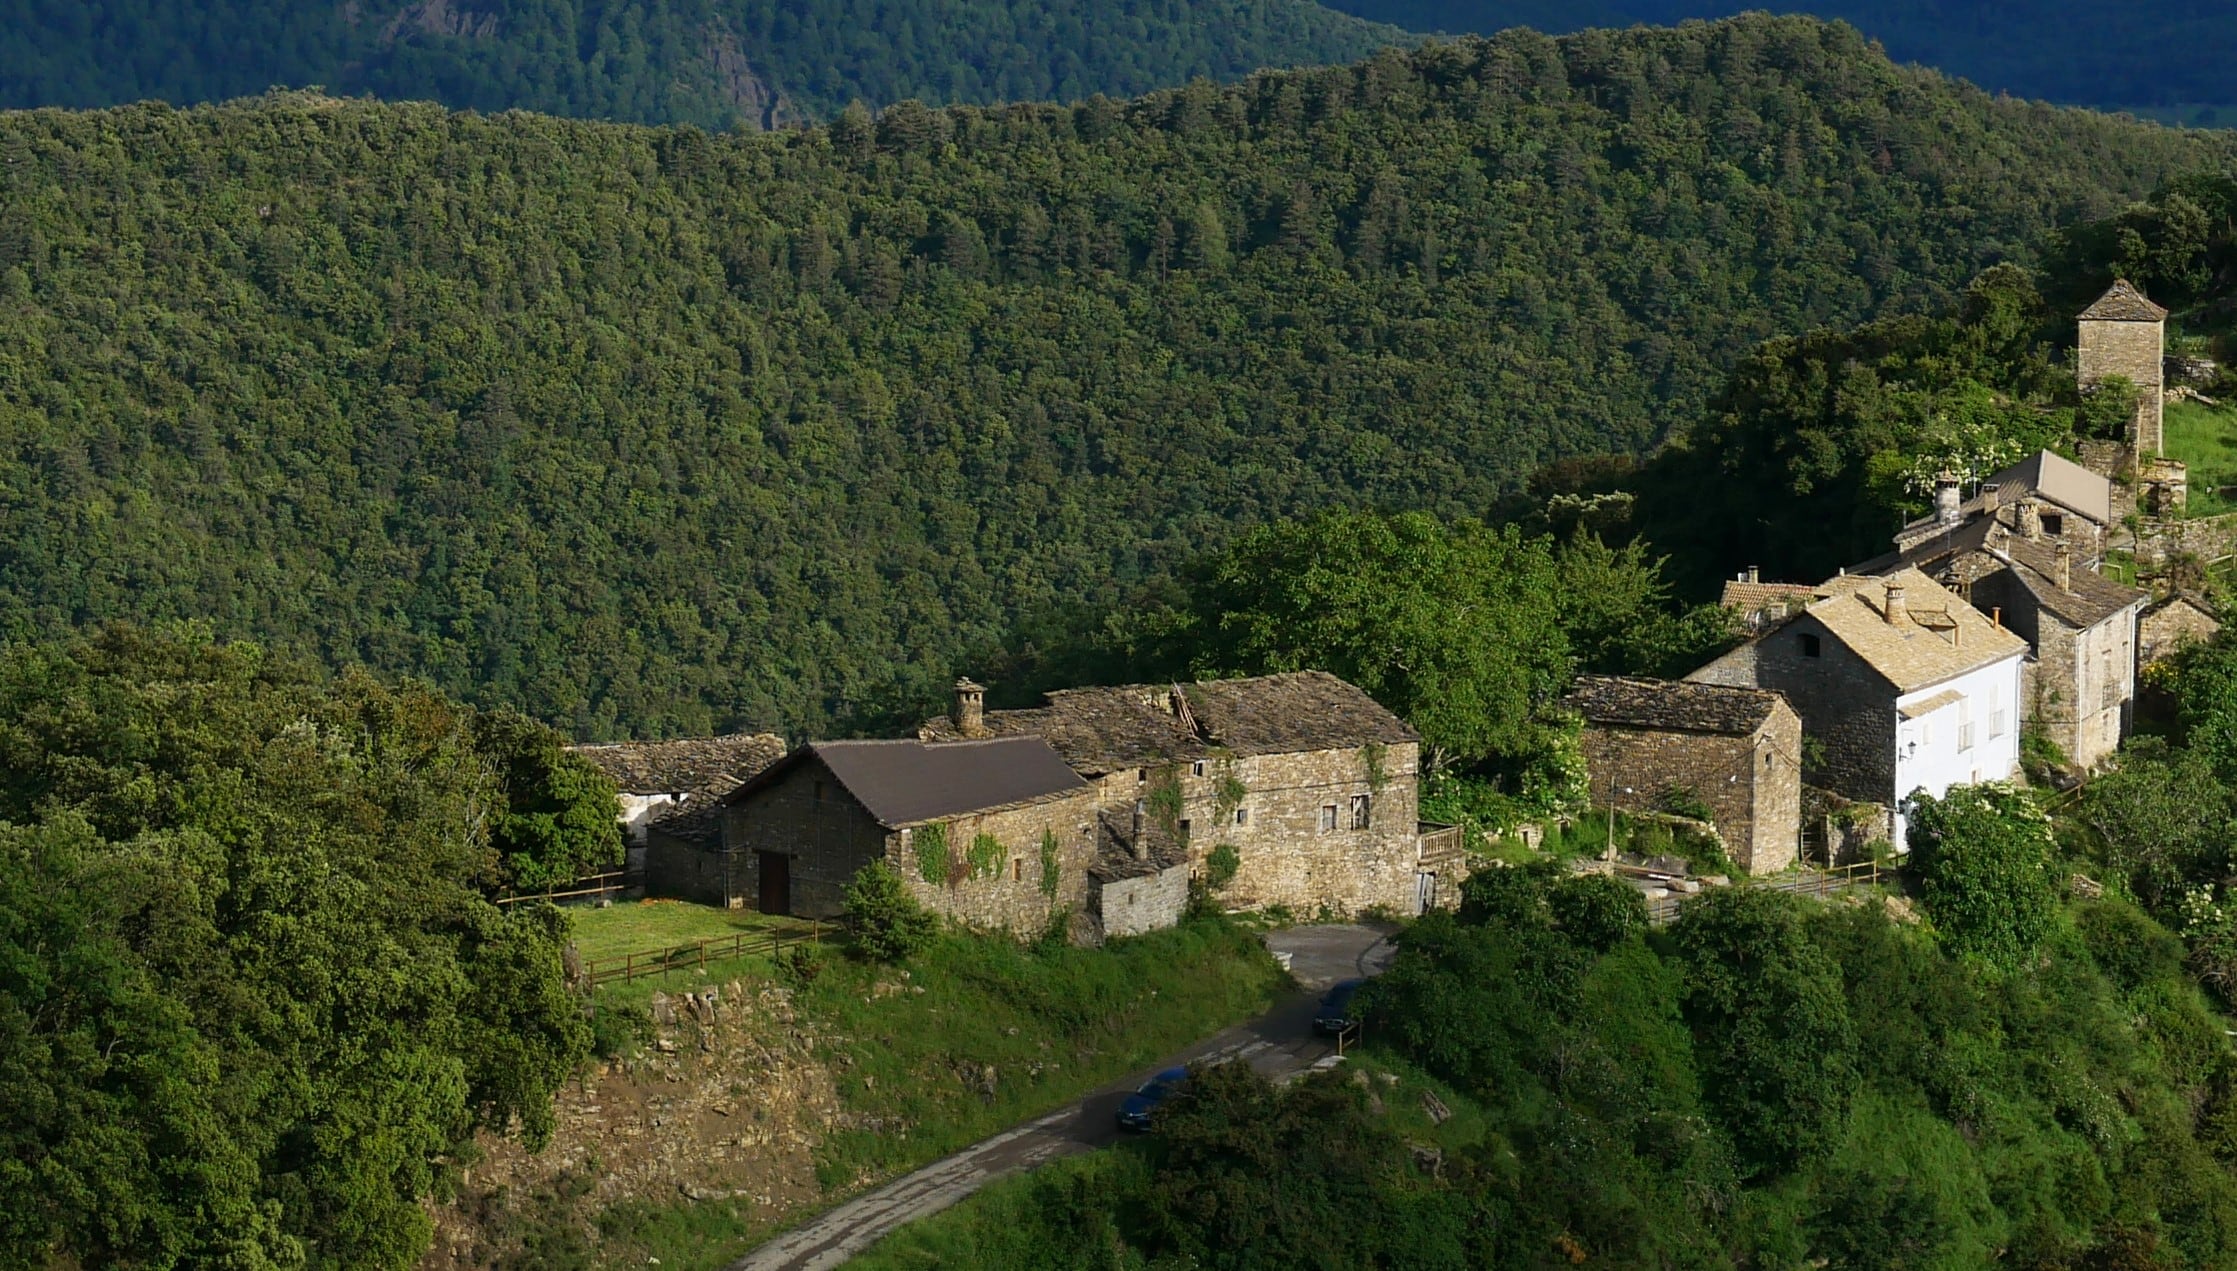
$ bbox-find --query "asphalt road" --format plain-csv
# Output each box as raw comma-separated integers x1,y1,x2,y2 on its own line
725,923,1396,1271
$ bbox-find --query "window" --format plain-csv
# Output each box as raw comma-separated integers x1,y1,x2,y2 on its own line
1190,760,1205,777
1234,808,1248,827
2041,512,2065,538
1012,859,1023,882
1320,805,1338,832
1178,818,1192,843
1799,632,1822,658
1958,722,1975,751
813,780,825,803
1350,794,1371,830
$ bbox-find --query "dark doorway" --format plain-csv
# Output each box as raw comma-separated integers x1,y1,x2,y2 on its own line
758,851,791,915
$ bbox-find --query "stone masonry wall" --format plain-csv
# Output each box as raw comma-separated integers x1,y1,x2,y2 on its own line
1579,709,1800,874
1151,742,1421,917
719,759,887,918
2141,602,2220,664
1697,615,1895,808
2136,512,2237,572
1093,862,1191,939
645,828,733,908
1751,705,1803,873
2080,317,2166,455
885,790,1102,937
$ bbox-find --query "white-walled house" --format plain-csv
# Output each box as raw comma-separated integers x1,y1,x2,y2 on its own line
1688,568,2027,849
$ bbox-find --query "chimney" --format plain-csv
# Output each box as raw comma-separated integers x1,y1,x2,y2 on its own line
2055,543,2072,592
952,677,987,737
1884,583,1908,626
1746,565,1761,584
1981,482,2001,517
1935,471,1963,527
1992,606,2003,630
2018,498,2043,541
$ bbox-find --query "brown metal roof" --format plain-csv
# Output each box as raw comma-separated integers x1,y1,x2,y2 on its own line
2080,278,2169,323
1566,675,1788,735
726,737,1090,828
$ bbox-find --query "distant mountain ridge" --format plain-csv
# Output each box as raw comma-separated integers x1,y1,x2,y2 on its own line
1320,0,2237,111
0,16,2228,739
0,0,1410,127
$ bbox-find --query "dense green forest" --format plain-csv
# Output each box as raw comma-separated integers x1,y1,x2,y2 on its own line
0,0,1406,127
2,16,2225,740
1324,0,2237,113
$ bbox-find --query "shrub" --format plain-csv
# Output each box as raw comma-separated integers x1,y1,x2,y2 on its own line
845,860,939,962
1038,829,1061,899
1204,843,1241,890
1549,873,1648,951
589,1002,652,1060
1907,784,2056,971
2077,900,2185,991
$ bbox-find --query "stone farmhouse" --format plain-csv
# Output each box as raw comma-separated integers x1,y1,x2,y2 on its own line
1566,676,1802,874
1861,515,2144,769
2076,278,2169,456
1892,451,2117,568
1690,568,2028,849
2141,592,2220,666
569,732,787,885
920,671,1436,919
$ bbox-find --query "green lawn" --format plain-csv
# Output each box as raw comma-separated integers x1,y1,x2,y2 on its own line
2160,398,2237,518
566,898,808,964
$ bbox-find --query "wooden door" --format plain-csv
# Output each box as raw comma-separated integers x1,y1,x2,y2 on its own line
758,851,791,915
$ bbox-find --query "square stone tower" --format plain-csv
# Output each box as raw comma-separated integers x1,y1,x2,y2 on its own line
2078,278,2169,455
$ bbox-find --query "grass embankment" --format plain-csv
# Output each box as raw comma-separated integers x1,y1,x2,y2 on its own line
567,898,809,964
2161,398,2237,518
592,912,1288,1267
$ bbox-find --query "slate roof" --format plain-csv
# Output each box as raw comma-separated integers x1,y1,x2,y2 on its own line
724,737,1090,829
1993,536,2146,629
570,733,787,793
1802,569,2029,692
919,671,1417,774
2146,591,2220,621
1565,676,1788,736
2080,278,2169,323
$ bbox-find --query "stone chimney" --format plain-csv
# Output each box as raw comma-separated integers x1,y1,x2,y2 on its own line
1746,564,1760,584
2055,543,2072,592
2017,498,2043,541
952,677,987,737
1884,583,1908,626
1981,482,2001,517
1934,472,1963,527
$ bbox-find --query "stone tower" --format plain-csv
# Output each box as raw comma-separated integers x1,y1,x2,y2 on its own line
2077,278,2169,455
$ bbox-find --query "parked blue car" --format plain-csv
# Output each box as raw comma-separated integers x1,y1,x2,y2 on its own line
1117,1066,1190,1131
1313,979,1366,1035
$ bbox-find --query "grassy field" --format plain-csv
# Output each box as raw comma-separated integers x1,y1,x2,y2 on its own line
587,913,1291,1269
2160,398,2237,518
565,897,808,964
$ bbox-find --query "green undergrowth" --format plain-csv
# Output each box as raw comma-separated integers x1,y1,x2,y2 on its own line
2162,398,2237,519
593,913,1287,1268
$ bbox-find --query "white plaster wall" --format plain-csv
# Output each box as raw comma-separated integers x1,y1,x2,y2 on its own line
1891,654,2025,848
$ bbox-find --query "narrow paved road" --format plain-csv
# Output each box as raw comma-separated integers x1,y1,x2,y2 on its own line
726,924,1396,1271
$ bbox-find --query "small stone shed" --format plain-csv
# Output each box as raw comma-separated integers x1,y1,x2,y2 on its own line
662,737,1105,935
2141,592,2221,665
1566,675,1802,874
570,732,788,885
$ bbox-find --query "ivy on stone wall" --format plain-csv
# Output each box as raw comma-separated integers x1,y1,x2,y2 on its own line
1206,843,1242,890
968,832,1005,882
1212,756,1249,825
1362,742,1390,795
1039,829,1061,899
914,822,950,885
1145,766,1185,840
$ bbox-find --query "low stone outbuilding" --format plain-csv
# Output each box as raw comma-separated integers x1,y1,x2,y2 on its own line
921,671,1434,918
2140,593,2221,666
1565,676,1802,873
646,736,1103,936
570,732,788,885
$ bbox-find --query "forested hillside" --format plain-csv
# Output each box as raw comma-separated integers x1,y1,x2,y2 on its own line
1325,0,2237,113
1,16,2227,739
0,0,1406,127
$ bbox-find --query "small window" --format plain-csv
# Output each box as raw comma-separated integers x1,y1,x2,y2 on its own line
1799,633,1822,658
1350,794,1371,830
1178,818,1192,843
1320,805,1338,832
1234,808,1248,827
2041,512,2065,538
813,780,825,803
1012,859,1023,882
1190,760,1205,777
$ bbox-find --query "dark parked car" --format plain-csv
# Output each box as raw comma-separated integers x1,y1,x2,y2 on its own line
1117,1066,1190,1131
1313,979,1365,1035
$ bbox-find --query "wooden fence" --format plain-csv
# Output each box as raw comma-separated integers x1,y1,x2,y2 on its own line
582,920,832,988
497,871,626,907
1642,858,1884,926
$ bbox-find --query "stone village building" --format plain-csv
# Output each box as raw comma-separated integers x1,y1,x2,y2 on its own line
2140,592,2221,666
1565,676,1802,874
2076,278,2169,457
1690,568,2028,849
1891,450,2118,568
568,732,787,887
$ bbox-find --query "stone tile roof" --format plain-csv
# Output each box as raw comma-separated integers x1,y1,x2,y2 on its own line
1565,675,1788,736
569,733,787,793
1894,451,2114,540
2146,591,2220,621
1807,568,2030,692
1900,688,1963,720
725,737,1089,829
645,788,730,849
1993,536,2146,629
1721,580,1825,613
919,671,1416,774
2080,278,2169,323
